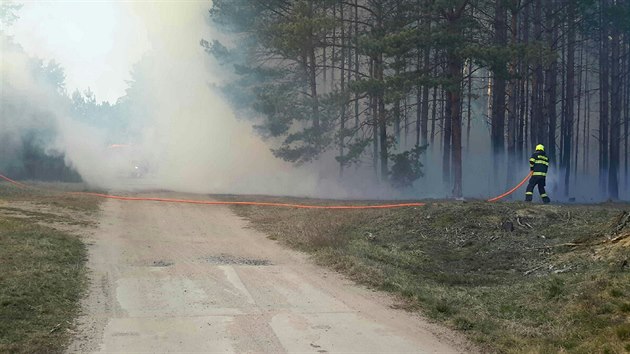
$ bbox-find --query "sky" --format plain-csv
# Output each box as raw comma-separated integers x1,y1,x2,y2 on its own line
7,1,151,103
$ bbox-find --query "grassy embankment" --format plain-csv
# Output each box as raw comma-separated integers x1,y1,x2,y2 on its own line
0,183,100,353
227,196,630,353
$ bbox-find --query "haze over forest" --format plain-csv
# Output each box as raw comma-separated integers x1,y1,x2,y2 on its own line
1,0,629,201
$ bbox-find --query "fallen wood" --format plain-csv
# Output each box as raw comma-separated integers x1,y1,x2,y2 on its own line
534,242,582,249
610,233,629,243
516,216,533,229
524,265,544,275
553,266,573,274
49,323,62,334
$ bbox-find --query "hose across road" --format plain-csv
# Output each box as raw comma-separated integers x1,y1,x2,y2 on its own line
0,172,532,209
69,192,427,209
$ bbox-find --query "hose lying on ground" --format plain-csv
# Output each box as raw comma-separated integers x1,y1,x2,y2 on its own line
1,172,532,208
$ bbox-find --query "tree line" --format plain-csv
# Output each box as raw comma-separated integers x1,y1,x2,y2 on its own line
207,0,630,199
0,30,81,182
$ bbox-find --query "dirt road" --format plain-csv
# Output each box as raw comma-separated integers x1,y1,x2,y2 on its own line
69,193,469,353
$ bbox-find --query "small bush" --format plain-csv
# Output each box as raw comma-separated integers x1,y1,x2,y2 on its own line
610,288,624,297
454,317,474,331
616,324,630,341
433,298,457,316
546,277,565,300
389,145,427,189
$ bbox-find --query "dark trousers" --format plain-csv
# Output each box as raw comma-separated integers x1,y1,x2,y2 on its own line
525,176,550,203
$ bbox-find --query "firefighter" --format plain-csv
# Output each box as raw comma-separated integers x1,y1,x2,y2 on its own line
525,144,551,203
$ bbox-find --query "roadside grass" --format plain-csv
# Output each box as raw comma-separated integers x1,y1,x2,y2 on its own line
0,182,101,212
0,217,87,353
229,198,630,353
0,182,100,353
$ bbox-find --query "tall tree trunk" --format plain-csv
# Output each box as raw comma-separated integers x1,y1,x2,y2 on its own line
377,54,388,181
421,18,431,147
443,86,452,186
599,0,610,194
331,4,336,91
445,6,466,198
525,76,530,152
518,2,530,163
379,94,388,181
562,0,575,196
450,71,464,198
574,41,583,180
306,1,320,132
466,60,473,152
506,3,519,186
559,33,566,166
354,0,360,129
545,0,558,164
492,0,507,182
430,84,438,146
370,59,378,179
416,48,422,146
372,5,388,181
583,56,590,174
487,72,493,124
609,19,621,199
403,92,409,148
394,60,401,146
309,48,320,131
339,2,346,177
625,36,630,190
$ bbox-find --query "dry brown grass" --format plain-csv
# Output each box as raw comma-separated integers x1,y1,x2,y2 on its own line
227,197,630,354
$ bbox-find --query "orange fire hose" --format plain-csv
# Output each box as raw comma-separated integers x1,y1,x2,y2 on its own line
0,174,29,189
0,173,424,209
1,172,531,208
69,192,426,209
486,171,533,203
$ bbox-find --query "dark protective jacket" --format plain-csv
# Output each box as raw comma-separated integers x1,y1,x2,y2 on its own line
529,151,549,177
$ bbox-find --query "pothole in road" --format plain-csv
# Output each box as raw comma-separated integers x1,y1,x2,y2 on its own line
151,260,174,267
203,254,272,266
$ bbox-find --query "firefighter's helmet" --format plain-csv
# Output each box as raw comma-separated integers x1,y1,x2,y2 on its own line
536,144,545,151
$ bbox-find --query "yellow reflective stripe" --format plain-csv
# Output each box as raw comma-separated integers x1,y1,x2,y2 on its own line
533,172,547,176
535,160,549,166
526,192,534,195
541,194,548,197
538,155,549,161
529,158,535,162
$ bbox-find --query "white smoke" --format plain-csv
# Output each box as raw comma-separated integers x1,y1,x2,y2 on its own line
1,2,380,198
86,2,323,195
4,2,622,201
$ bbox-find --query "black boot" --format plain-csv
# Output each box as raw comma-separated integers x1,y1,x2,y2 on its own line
542,197,551,204
525,194,533,202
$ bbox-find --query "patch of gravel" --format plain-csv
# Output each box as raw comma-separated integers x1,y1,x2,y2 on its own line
203,254,271,266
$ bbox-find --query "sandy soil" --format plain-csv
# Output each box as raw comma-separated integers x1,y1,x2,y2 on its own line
68,193,472,353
